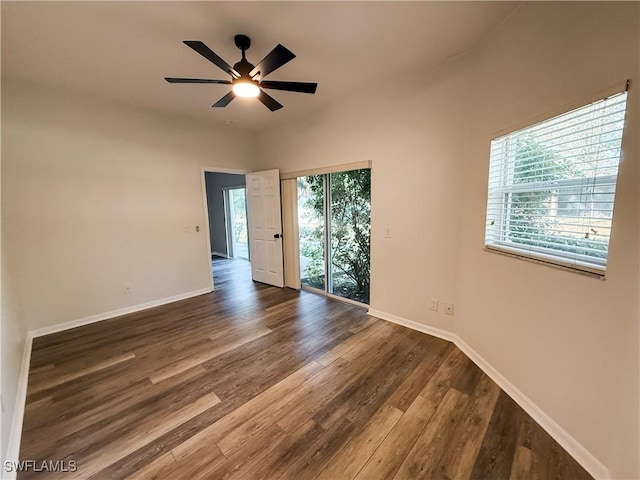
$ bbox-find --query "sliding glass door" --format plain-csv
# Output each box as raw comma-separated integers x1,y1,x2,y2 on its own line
328,169,371,304
298,176,325,290
297,169,371,304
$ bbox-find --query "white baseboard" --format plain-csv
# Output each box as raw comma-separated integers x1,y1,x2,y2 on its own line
367,308,610,480
4,333,33,480
30,288,212,338
367,309,457,343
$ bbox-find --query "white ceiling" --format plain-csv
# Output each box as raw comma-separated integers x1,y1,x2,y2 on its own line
2,1,517,133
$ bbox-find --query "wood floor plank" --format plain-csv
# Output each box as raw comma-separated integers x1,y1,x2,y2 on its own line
271,418,357,480
343,330,437,428
419,347,468,402
60,392,220,478
274,358,361,435
393,388,470,480
311,329,411,430
148,326,272,383
21,367,223,463
195,423,289,480
166,442,227,480
171,360,325,462
215,358,351,457
470,390,522,480
18,257,593,480
515,412,550,480
317,403,403,480
386,339,452,412
28,352,135,395
438,373,502,479
122,451,180,480
548,440,592,480
316,319,393,366
355,394,439,480
451,357,484,396
347,315,379,334
510,445,533,480
22,364,211,451
234,420,317,480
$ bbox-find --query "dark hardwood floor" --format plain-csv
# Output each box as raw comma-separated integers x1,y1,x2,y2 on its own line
19,257,591,479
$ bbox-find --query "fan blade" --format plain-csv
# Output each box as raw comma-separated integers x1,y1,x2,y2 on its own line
260,80,317,94
257,89,283,111
249,44,295,80
212,91,236,108
183,40,240,78
165,77,232,84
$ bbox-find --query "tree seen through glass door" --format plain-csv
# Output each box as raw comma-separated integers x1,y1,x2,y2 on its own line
297,169,370,304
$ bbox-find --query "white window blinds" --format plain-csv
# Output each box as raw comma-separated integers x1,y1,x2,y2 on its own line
485,90,629,275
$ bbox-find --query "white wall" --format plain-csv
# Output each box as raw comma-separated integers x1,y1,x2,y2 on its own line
257,3,639,478
256,56,474,334
1,79,256,333
1,80,256,460
1,259,27,468
1,159,28,467
457,3,639,478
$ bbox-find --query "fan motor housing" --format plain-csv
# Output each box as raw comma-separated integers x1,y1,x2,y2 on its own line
233,58,255,77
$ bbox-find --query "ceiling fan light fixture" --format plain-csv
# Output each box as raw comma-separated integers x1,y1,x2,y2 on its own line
232,80,260,98
166,35,317,111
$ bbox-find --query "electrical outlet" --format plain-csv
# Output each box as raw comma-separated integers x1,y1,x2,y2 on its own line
429,298,439,311
124,283,133,294
444,302,454,315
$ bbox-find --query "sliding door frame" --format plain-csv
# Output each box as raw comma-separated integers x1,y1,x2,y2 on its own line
291,163,372,309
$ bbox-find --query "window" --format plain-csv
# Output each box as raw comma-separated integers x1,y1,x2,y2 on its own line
485,90,628,275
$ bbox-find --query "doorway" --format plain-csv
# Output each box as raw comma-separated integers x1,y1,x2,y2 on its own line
203,170,251,290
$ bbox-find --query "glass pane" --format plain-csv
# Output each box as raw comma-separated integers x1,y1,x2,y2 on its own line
506,184,612,265
230,188,249,259
329,169,371,304
297,176,325,290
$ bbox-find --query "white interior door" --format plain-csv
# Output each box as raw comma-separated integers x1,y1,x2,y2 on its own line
245,169,284,287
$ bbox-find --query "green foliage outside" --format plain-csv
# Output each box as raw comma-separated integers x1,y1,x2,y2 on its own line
508,135,567,242
232,189,248,247
298,175,325,290
507,136,608,259
300,170,371,304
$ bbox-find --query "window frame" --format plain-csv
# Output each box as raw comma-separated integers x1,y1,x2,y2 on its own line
483,86,629,278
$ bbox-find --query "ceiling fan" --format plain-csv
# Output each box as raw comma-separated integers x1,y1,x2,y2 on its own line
165,34,317,111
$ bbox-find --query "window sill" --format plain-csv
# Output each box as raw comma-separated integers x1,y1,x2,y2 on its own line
484,245,606,279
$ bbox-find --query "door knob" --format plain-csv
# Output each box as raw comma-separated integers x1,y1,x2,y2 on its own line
273,233,282,239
